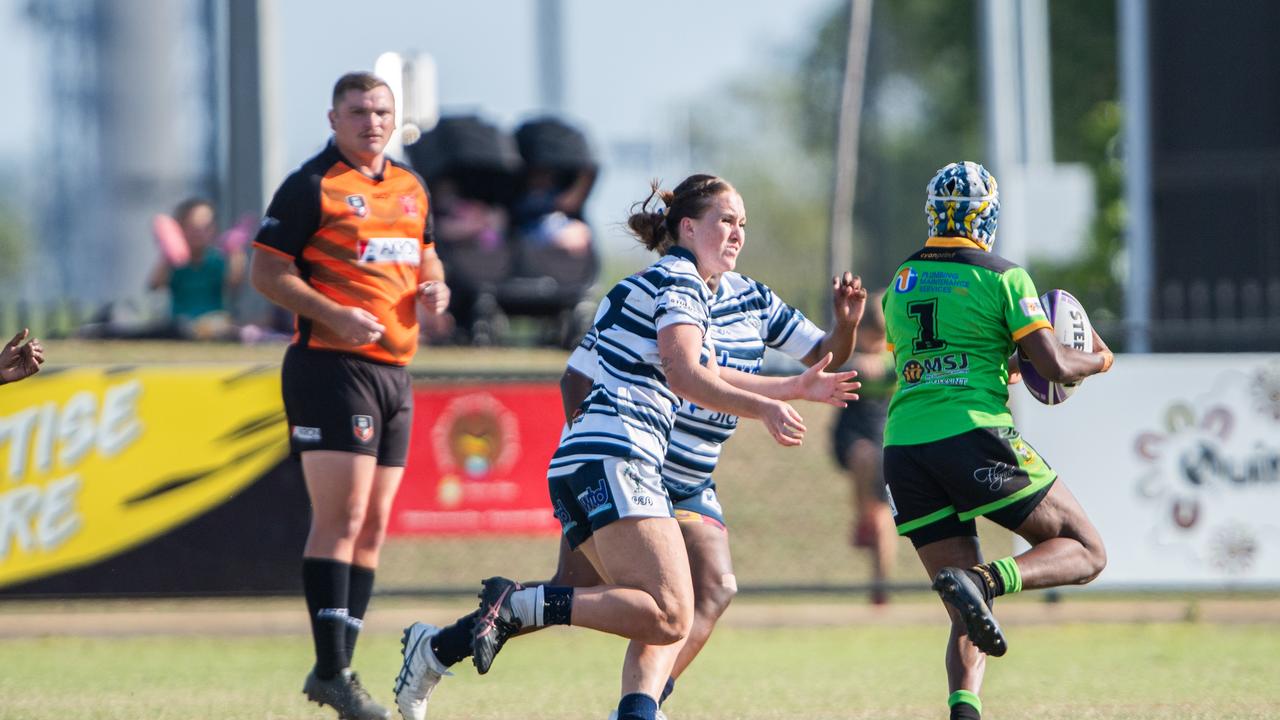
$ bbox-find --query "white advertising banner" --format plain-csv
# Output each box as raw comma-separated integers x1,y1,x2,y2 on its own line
1013,354,1280,589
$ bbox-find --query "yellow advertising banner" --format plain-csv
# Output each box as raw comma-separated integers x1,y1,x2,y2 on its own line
0,365,289,588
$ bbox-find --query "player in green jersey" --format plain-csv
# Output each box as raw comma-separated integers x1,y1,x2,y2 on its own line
881,161,1114,720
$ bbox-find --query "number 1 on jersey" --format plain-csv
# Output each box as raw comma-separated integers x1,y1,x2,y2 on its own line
907,299,948,352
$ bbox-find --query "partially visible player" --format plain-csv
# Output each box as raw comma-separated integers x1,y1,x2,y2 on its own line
394,175,859,720
551,268,866,714
252,71,449,720
0,329,45,385
882,161,1113,720
831,288,896,604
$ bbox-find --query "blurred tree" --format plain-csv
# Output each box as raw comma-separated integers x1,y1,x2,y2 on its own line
0,203,26,283
688,0,984,315
684,0,1123,328
1029,102,1126,338
1030,0,1125,341
797,0,983,291
686,69,834,316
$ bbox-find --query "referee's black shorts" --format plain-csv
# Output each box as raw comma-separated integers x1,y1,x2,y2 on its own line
281,345,414,466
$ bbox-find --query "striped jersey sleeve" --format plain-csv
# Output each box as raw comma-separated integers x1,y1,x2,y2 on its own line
551,251,712,474
661,273,824,496
758,278,826,358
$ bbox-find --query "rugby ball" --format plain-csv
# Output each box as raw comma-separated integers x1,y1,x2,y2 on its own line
1018,289,1092,405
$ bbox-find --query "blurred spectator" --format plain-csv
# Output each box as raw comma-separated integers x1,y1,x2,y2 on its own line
146,197,248,340
510,166,594,256
831,288,897,604
404,114,602,346
0,328,44,385
407,115,522,344
431,176,510,255
511,117,597,261
498,118,600,347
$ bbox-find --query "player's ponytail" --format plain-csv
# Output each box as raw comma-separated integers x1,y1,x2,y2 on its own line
626,174,734,255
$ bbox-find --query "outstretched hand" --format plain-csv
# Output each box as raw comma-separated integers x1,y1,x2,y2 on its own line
761,400,807,447
832,272,867,329
793,352,861,407
1,329,45,384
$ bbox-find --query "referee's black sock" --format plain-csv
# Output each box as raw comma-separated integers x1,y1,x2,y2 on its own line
344,564,375,664
302,558,351,679
430,611,478,668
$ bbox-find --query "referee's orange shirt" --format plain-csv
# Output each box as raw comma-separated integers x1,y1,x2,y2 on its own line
254,142,434,365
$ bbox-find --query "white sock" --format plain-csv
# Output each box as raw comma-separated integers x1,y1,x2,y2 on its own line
509,586,544,627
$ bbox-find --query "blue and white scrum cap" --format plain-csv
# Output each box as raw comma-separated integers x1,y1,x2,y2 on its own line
924,161,999,251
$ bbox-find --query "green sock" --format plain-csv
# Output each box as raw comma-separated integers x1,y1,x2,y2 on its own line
972,556,1022,600
948,689,982,719
991,556,1022,594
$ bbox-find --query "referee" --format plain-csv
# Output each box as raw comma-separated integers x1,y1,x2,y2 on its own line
251,71,449,720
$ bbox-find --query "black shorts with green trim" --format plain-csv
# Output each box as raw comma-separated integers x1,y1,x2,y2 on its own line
883,426,1056,548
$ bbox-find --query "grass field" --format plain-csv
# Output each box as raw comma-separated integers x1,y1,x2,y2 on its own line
1,615,1277,720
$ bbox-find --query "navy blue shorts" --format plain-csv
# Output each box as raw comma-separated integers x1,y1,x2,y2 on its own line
548,458,674,549
669,482,726,528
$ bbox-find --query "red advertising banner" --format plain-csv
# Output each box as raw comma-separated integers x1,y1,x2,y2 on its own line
389,382,564,536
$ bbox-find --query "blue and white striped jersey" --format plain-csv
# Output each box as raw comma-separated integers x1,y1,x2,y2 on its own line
568,270,825,497
552,246,714,474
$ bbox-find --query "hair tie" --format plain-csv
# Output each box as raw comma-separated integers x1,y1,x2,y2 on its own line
656,207,666,218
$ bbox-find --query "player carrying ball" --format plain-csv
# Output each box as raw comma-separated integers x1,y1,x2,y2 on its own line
881,161,1114,720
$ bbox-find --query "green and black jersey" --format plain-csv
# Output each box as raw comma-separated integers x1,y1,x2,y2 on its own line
882,237,1051,446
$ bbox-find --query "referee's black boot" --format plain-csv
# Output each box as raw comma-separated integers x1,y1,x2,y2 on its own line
303,667,391,720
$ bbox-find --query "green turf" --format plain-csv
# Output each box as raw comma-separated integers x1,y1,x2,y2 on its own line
0,622,1276,719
